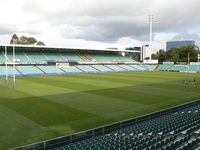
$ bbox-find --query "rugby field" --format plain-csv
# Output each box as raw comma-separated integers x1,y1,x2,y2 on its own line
0,72,200,149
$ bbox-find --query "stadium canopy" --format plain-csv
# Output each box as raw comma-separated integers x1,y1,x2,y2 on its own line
0,44,140,53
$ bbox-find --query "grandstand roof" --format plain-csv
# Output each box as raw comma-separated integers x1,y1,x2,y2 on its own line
0,44,140,53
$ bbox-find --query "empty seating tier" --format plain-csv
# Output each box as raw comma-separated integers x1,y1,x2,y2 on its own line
54,101,200,150
158,64,200,72
0,66,21,76
91,65,113,72
17,66,43,75
118,64,138,71
43,52,66,61
60,66,83,73
76,65,98,72
0,64,149,77
129,64,147,71
38,66,64,74
105,65,126,72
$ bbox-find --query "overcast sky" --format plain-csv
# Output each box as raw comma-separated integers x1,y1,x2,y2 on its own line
0,0,199,52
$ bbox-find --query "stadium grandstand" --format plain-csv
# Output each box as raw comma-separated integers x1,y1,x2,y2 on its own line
0,44,157,77
158,64,200,73
1,44,199,76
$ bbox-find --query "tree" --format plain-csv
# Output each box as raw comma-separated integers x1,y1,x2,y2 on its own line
169,48,180,63
156,45,199,63
19,36,37,45
10,34,19,44
154,49,167,63
37,41,45,46
9,34,45,46
170,46,198,63
151,53,157,60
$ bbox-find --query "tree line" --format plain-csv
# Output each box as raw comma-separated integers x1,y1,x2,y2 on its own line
152,45,199,63
10,34,45,46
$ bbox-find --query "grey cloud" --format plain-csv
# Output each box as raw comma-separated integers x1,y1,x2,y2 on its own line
19,29,41,35
21,0,200,43
0,24,41,36
61,17,149,42
0,24,17,34
173,33,200,41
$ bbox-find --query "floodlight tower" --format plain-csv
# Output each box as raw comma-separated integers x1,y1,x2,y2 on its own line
13,38,17,89
149,15,154,61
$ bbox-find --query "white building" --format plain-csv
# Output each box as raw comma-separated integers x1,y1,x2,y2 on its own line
141,45,151,61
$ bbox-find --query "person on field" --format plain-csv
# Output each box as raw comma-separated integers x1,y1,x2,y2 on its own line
193,77,196,83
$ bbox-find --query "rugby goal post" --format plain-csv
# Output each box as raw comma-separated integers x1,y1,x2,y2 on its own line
4,43,17,89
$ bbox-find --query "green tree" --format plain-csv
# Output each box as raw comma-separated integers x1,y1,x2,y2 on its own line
10,34,19,44
155,49,167,63
19,36,37,45
10,34,45,46
157,45,199,63
171,46,197,63
37,41,45,46
169,48,180,63
151,53,157,60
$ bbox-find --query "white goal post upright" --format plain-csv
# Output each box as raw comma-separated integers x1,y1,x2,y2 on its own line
13,41,16,89
5,46,9,87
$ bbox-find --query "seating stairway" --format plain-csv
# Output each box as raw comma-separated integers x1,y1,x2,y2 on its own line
60,66,83,73
38,66,64,74
91,65,113,72
129,64,147,71
17,66,43,75
0,66,21,76
43,52,66,61
76,65,98,72
105,65,126,72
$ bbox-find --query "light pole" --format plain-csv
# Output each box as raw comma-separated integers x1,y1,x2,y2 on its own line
149,15,154,61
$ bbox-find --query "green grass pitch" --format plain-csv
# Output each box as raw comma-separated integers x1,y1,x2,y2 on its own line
0,71,200,149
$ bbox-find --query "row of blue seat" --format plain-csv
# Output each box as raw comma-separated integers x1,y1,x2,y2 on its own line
55,103,200,150
0,51,134,64
158,64,200,72
0,64,149,76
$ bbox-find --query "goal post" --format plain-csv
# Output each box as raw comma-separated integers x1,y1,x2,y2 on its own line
5,46,9,87
13,43,16,89
4,45,17,89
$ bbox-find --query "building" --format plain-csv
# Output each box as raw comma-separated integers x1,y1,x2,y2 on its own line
166,40,195,51
140,45,151,61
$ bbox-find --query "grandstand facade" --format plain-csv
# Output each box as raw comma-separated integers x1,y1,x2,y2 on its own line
0,44,157,76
